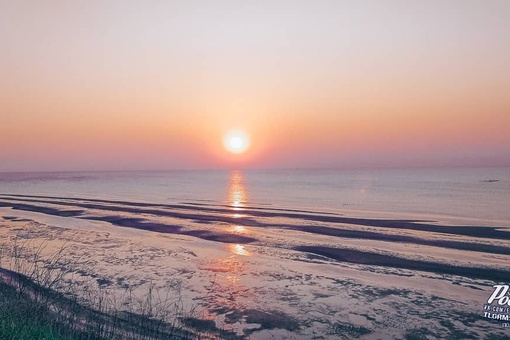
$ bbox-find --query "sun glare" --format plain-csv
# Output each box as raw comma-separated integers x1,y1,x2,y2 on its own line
223,129,250,154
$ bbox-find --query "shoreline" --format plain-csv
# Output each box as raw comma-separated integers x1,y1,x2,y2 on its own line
1,203,510,338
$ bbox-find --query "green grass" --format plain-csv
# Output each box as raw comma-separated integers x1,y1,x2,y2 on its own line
0,270,248,339
0,240,198,340
0,278,87,339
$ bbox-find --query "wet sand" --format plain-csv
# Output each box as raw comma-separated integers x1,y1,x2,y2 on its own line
1,193,510,339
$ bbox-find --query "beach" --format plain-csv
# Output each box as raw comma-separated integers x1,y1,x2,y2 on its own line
1,168,509,338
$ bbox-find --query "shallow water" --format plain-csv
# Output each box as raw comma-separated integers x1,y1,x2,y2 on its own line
0,167,509,338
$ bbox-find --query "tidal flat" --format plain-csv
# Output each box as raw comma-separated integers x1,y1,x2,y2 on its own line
1,169,509,338
0,190,509,339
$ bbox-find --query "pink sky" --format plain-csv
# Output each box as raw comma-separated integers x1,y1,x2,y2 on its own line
1,1,509,171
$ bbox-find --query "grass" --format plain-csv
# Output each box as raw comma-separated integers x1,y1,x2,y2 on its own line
0,277,91,339
0,238,232,340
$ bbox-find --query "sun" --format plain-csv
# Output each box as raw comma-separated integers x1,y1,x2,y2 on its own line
223,129,250,154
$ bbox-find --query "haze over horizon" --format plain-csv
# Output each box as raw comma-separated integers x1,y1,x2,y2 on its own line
1,1,509,172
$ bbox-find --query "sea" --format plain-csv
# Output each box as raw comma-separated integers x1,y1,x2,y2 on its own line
0,167,509,222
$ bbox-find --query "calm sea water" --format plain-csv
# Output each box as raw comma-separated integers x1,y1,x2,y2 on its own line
0,167,509,223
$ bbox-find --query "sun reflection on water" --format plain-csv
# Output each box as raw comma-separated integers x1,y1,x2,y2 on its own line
227,225,247,233
196,170,254,318
226,170,252,246
228,244,251,256
228,170,247,210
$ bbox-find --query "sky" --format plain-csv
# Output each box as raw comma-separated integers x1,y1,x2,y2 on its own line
1,1,509,171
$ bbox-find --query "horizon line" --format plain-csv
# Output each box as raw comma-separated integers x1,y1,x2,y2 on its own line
1,163,509,174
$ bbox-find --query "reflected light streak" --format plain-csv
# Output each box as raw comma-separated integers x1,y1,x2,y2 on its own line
227,225,247,233
225,171,253,257
228,244,251,256
227,170,247,210
202,173,254,317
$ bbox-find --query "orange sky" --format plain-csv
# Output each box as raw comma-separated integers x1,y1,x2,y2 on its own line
1,1,509,171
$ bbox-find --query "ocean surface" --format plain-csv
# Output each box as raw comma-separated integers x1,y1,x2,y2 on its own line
1,167,510,338
0,167,509,223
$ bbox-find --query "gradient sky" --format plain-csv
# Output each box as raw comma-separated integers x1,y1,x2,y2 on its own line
1,1,509,171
